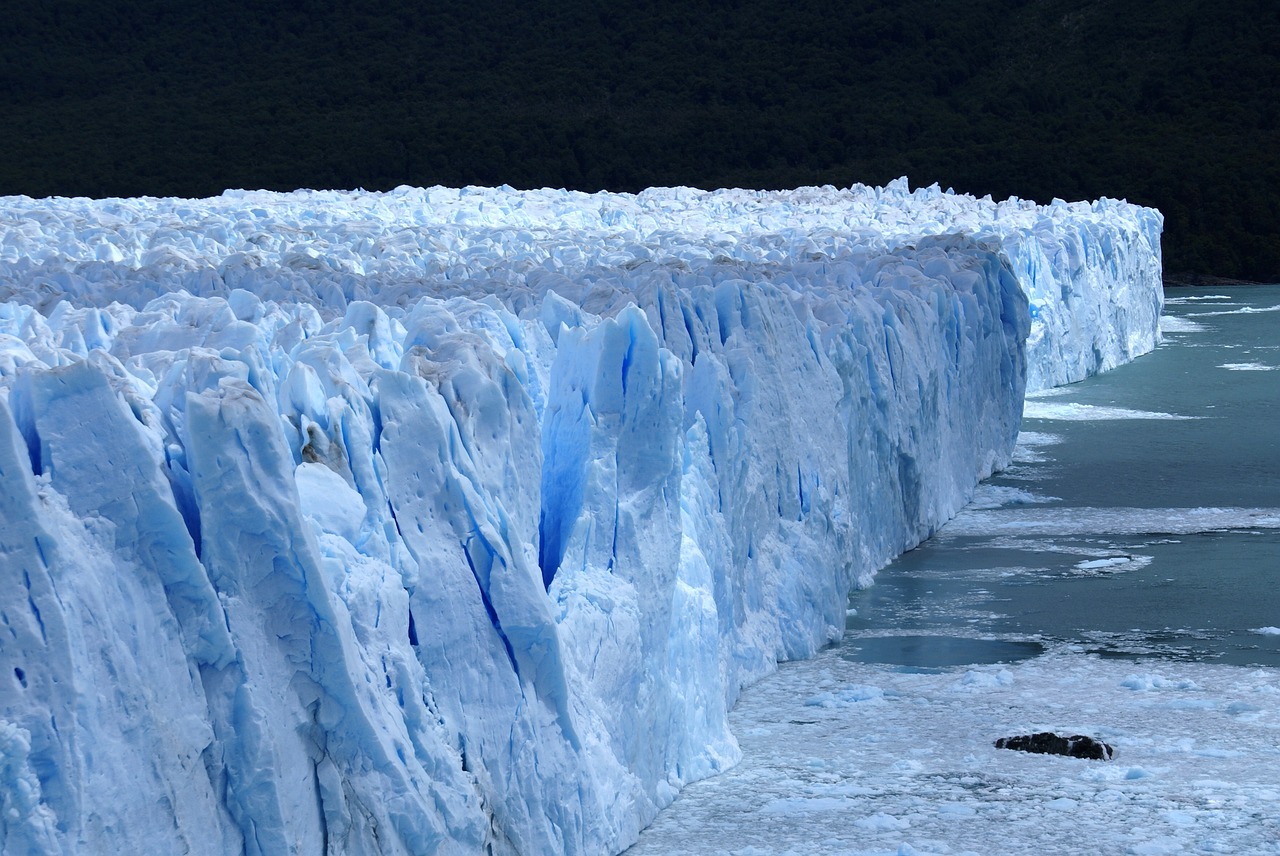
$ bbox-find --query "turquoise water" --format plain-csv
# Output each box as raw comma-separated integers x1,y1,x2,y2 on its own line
846,285,1280,668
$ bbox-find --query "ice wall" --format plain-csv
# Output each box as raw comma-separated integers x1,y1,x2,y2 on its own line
0,182,1161,855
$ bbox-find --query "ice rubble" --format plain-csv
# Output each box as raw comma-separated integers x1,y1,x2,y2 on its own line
0,181,1162,855
626,646,1280,856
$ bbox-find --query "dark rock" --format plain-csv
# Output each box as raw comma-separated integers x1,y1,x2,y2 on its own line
994,732,1114,760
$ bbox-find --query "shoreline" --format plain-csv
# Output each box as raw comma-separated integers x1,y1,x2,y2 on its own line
1162,273,1269,287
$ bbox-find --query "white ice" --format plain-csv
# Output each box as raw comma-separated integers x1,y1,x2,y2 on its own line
1013,431,1062,446
626,646,1280,856
1162,294,1233,304
964,484,1060,510
630,291,1279,856
940,506,1280,538
1022,401,1199,421
1158,315,1206,333
1007,430,1062,465
1190,304,1280,317
0,181,1163,855
1071,555,1153,575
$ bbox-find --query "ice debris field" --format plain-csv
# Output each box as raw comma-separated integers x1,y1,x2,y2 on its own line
626,647,1280,856
0,181,1162,855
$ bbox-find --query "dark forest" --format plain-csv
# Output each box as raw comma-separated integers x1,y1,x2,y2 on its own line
2,0,1277,280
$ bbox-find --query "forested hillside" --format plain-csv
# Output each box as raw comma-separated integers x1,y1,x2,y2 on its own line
1,0,1276,279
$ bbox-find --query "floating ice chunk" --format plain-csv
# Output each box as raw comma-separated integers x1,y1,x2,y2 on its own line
1158,315,1206,333
1189,746,1244,758
1121,674,1201,692
1159,698,1220,711
1014,430,1062,446
1010,430,1063,463
804,685,885,707
854,812,911,831
1162,294,1233,303
966,484,1060,510
1225,701,1262,715
1072,555,1151,574
942,506,1280,537
954,668,1015,690
1251,626,1280,636
1075,557,1130,570
1218,362,1276,371
1022,401,1198,421
1191,304,1280,317
761,796,852,814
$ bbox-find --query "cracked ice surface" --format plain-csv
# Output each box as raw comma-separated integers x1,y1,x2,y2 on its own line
0,182,1160,854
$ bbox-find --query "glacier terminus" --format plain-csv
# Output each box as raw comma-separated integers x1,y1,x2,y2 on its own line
0,180,1163,855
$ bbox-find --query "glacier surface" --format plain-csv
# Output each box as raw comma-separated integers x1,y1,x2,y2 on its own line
0,181,1162,855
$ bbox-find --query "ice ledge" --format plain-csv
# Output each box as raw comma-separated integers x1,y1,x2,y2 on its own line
0,182,1160,855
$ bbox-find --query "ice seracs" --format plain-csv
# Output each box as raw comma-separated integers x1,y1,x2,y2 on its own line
0,181,1161,855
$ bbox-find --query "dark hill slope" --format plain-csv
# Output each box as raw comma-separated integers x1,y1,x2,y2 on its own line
1,0,1276,279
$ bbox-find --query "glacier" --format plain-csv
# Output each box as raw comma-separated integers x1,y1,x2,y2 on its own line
0,180,1162,855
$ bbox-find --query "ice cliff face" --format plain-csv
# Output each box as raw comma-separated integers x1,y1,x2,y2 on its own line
0,182,1161,855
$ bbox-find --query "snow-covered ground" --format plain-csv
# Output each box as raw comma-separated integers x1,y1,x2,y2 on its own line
0,182,1162,854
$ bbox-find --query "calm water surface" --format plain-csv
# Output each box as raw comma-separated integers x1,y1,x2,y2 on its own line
846,285,1280,668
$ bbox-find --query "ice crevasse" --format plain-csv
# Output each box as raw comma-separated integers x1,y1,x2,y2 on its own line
0,180,1162,855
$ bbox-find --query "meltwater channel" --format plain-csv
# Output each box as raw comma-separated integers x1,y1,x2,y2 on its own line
629,286,1280,856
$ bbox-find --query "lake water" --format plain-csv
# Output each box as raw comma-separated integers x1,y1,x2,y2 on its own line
628,286,1280,856
846,284,1280,669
